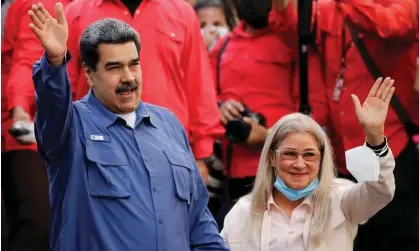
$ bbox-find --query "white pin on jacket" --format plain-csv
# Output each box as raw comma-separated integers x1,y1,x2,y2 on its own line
90,135,104,141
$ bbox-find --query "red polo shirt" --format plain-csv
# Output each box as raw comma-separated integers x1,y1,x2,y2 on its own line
209,22,328,178
2,0,71,152
65,0,223,159
272,0,419,171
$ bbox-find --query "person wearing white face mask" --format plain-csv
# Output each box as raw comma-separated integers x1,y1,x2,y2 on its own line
194,0,236,51
221,77,396,251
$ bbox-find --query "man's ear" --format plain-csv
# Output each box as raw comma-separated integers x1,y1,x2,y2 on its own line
82,64,94,88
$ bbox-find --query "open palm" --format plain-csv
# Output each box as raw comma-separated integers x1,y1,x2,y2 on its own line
28,2,68,59
351,77,395,139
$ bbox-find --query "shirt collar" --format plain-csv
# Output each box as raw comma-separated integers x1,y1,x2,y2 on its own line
85,89,157,128
233,21,271,38
94,0,155,7
266,193,313,214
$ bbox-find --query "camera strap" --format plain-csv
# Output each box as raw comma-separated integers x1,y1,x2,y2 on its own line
216,36,231,94
216,36,234,208
346,22,419,137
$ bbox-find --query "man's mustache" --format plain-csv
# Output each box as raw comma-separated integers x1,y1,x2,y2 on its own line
115,81,138,94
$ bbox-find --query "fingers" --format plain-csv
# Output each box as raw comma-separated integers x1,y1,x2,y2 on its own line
384,87,395,104
221,108,234,124
220,100,245,125
31,3,47,24
28,10,43,29
367,77,382,98
228,100,244,111
55,2,66,25
28,6,44,38
380,79,395,102
38,3,52,20
28,23,43,39
375,77,392,99
228,103,244,118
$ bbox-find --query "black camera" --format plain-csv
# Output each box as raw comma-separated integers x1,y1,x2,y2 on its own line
225,106,266,143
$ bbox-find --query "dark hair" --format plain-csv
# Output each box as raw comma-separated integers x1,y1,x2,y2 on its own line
79,18,141,71
194,0,237,31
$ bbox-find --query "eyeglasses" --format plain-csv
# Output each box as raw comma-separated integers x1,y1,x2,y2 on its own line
277,150,321,162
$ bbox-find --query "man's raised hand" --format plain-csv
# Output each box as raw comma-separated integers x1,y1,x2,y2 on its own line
28,2,68,62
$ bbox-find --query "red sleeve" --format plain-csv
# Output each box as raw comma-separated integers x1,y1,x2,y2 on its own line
6,0,59,115
292,50,329,127
180,5,224,159
340,0,417,41
65,1,83,100
269,1,300,51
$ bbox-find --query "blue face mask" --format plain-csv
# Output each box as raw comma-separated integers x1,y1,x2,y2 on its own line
274,175,319,201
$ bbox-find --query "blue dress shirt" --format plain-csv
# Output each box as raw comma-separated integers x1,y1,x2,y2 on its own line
32,52,229,251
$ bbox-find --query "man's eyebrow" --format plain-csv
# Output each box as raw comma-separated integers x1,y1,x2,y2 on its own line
104,61,122,68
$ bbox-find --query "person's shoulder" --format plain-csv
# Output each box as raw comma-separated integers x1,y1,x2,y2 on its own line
142,102,182,126
142,102,190,147
160,0,194,14
64,0,88,18
223,195,253,236
17,0,59,12
143,102,176,117
227,195,253,218
157,0,197,24
73,96,88,107
209,33,233,58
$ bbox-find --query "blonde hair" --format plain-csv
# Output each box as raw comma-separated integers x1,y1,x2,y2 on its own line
249,113,337,242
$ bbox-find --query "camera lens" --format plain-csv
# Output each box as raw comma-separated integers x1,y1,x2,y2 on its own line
225,119,252,142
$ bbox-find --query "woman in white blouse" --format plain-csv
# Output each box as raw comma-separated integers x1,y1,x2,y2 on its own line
221,77,396,251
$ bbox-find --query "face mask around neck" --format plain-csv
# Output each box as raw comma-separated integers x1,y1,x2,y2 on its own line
274,174,319,201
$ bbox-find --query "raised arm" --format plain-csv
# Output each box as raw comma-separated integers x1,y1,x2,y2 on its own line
272,0,418,53
340,0,417,41
270,0,300,49
29,2,73,161
340,77,396,224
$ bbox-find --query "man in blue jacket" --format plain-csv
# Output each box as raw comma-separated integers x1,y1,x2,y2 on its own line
28,2,229,250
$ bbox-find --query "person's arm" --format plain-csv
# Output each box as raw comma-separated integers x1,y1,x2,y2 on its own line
181,5,224,160
33,52,73,161
270,0,300,49
340,139,395,224
29,2,73,161
64,1,83,100
340,77,397,224
188,167,230,250
171,114,228,251
7,0,59,125
340,0,417,41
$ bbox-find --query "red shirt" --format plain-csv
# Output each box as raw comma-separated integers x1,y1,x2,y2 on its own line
209,22,328,178
273,0,419,171
2,0,71,152
65,0,223,159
